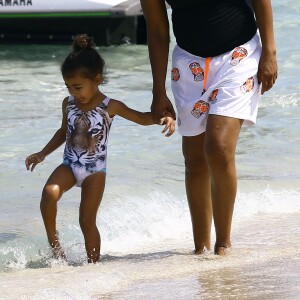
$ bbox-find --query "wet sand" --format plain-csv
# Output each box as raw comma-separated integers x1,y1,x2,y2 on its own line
1,213,299,299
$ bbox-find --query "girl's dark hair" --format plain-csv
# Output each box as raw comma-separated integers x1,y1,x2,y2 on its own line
61,34,105,78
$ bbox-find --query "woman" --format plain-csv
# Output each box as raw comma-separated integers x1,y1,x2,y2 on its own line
140,0,277,255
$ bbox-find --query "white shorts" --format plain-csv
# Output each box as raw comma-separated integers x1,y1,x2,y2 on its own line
171,32,262,136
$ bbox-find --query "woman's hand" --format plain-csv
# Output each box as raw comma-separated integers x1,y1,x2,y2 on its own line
151,93,176,124
258,50,278,94
251,0,278,94
25,152,45,171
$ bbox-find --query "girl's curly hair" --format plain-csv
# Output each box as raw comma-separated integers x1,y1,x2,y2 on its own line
61,34,105,79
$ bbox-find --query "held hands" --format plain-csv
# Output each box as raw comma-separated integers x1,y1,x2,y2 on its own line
25,152,45,171
151,92,176,136
151,93,176,124
159,113,175,137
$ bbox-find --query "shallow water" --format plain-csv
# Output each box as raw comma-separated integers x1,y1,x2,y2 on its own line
0,0,300,299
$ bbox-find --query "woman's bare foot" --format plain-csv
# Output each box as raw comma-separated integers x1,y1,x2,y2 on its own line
194,246,210,255
214,244,231,256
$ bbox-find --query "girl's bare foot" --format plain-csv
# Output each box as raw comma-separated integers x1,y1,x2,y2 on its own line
52,244,66,260
50,231,66,260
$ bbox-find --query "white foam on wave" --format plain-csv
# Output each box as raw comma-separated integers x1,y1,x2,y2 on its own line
0,185,299,271
235,186,300,219
259,93,300,108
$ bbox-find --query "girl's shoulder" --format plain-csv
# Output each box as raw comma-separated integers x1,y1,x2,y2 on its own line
105,98,114,115
106,98,117,106
62,96,70,109
100,96,112,107
62,96,76,114
63,95,74,104
106,98,126,117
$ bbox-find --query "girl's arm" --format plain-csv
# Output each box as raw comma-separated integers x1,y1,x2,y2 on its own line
25,98,68,171
251,0,278,94
108,99,175,136
140,0,176,122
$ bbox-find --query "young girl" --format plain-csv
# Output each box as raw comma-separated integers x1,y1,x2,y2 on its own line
25,34,175,263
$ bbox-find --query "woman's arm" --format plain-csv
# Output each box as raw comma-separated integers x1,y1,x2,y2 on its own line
251,0,278,94
25,98,68,171
140,0,176,122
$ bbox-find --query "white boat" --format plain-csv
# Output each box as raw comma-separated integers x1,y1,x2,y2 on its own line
0,0,146,45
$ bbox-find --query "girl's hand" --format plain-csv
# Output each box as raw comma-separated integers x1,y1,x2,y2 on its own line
25,152,45,171
159,116,175,137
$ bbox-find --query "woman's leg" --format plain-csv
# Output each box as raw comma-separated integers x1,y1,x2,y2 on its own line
40,164,76,258
80,172,105,263
182,133,212,253
204,115,243,254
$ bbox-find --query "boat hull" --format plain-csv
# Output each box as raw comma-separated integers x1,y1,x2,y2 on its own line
0,0,146,45
0,15,146,45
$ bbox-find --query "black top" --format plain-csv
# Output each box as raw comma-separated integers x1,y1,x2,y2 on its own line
166,0,257,57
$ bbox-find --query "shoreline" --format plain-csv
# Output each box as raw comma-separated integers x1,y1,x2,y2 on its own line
1,213,299,299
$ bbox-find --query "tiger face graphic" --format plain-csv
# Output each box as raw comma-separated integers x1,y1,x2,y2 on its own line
231,47,248,66
64,102,111,172
191,100,210,118
189,62,204,81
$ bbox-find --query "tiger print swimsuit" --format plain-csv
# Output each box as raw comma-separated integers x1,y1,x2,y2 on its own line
63,96,113,187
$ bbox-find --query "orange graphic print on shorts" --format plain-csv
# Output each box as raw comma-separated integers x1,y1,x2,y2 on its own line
191,100,210,118
189,62,204,81
208,89,218,103
231,47,248,66
240,77,254,94
172,67,180,81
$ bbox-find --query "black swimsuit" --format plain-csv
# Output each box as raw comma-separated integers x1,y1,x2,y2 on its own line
166,0,257,57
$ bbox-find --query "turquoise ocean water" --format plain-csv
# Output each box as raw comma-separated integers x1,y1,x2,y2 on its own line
0,1,299,299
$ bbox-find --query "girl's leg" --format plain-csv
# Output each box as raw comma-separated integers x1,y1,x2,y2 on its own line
182,134,212,253
40,164,76,258
204,115,243,255
80,172,105,263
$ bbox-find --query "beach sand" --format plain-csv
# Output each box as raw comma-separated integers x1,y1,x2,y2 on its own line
1,213,299,299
